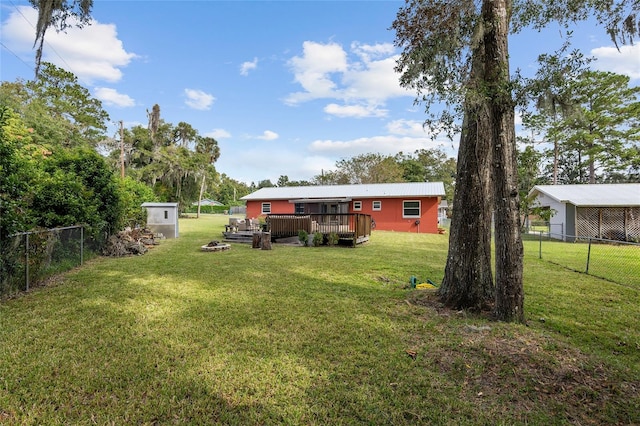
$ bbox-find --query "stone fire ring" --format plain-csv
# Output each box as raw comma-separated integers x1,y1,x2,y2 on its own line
200,243,231,252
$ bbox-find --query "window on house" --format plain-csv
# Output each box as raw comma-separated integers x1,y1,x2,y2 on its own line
403,200,420,218
261,203,271,214
372,200,382,211
353,201,362,211
164,210,168,220
295,203,305,214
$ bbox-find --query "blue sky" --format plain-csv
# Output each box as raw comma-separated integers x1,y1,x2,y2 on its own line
2,0,639,185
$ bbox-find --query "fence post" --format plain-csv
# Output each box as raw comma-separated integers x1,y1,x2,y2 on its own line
25,233,29,292
586,238,592,274
80,226,84,266
538,231,543,259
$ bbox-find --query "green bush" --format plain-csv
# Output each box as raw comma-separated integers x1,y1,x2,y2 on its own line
31,148,123,239
312,232,324,247
327,232,339,246
298,230,309,246
119,177,157,228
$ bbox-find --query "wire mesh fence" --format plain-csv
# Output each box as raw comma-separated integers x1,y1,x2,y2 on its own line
522,231,640,288
0,225,106,299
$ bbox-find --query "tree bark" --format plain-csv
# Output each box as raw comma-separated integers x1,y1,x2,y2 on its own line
197,173,206,219
252,232,261,249
439,21,494,311
483,0,524,322
260,232,272,250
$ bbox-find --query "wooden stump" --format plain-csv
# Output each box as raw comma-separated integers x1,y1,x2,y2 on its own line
260,232,272,250
252,232,261,249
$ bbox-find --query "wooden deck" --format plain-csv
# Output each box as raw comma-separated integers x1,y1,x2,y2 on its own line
267,213,372,246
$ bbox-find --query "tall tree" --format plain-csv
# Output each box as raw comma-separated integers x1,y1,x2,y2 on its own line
560,71,640,183
195,136,220,218
396,148,457,204
393,1,497,313
0,64,109,149
317,153,404,184
28,62,109,147
29,0,93,77
523,49,588,184
393,0,639,321
483,0,524,322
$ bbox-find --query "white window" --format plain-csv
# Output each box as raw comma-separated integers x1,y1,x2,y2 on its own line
353,201,362,211
403,200,421,218
372,200,382,211
261,202,271,214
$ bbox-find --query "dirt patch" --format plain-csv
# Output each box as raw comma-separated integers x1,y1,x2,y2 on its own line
405,291,640,424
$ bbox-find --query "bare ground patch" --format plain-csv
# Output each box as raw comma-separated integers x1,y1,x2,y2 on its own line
404,291,640,425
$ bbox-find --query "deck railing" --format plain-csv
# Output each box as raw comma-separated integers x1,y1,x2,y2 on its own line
266,213,371,245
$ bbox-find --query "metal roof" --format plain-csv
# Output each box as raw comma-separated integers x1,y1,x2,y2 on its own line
241,182,446,201
192,198,223,206
527,184,640,207
141,202,179,207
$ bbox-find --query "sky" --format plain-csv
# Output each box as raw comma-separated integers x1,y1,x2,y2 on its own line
1,0,639,185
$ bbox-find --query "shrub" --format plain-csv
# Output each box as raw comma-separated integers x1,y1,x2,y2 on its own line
327,232,339,246
312,232,324,247
31,148,123,238
119,177,157,228
298,230,308,246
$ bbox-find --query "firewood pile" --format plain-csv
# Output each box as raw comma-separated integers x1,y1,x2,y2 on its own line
103,228,158,257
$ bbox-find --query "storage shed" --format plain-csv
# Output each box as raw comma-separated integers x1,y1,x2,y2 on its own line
527,184,640,241
141,202,180,238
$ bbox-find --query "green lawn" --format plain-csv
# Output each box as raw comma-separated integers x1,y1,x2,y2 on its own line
1,215,638,425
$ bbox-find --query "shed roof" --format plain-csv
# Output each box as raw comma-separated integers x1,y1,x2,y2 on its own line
141,202,179,207
241,182,446,201
528,184,640,207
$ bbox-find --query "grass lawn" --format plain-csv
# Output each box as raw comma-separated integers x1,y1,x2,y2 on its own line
1,215,638,425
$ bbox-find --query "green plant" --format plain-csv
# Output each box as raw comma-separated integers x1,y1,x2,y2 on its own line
297,229,308,246
327,232,339,246
312,231,323,247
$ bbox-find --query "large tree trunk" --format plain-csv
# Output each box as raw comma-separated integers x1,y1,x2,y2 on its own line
439,23,494,311
197,173,206,219
483,0,524,322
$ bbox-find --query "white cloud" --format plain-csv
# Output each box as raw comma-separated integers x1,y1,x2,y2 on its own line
257,130,279,140
285,41,349,104
591,44,640,80
350,41,396,62
285,41,413,117
184,89,215,110
93,87,135,107
308,134,452,159
240,57,258,76
341,55,409,102
386,119,428,137
205,129,232,139
1,6,136,83
324,103,387,118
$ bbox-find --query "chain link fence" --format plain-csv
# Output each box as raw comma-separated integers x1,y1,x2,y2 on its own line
0,225,106,299
522,231,640,288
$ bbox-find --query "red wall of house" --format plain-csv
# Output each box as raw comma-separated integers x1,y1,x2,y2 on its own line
246,200,293,218
246,197,441,234
352,197,440,233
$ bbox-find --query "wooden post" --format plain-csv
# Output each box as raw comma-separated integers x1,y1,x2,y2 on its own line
261,232,272,250
252,232,261,249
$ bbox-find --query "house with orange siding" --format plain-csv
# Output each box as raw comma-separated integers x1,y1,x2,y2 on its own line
241,182,446,234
